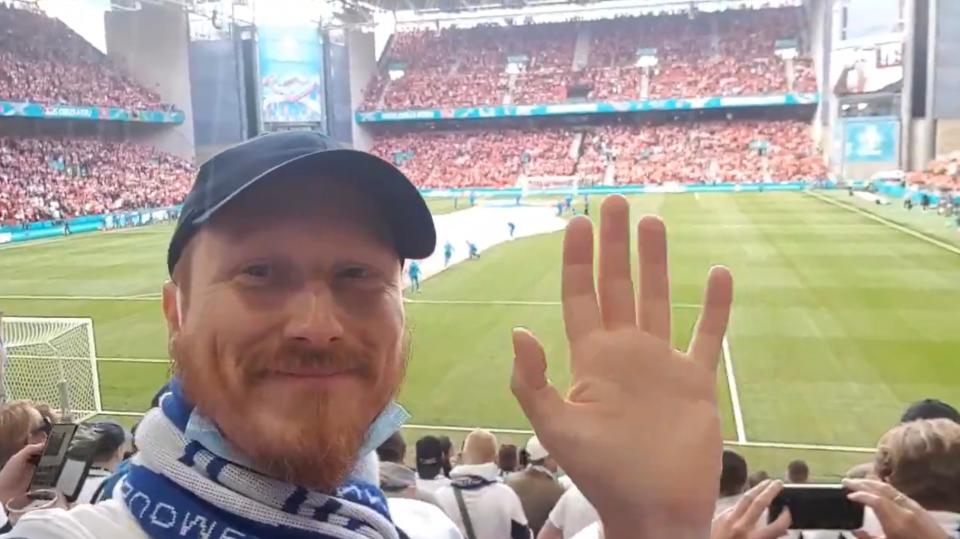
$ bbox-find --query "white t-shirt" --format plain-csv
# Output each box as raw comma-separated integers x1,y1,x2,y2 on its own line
435,463,529,539
547,486,599,539
2,498,148,539
417,475,452,497
570,522,601,539
389,497,464,539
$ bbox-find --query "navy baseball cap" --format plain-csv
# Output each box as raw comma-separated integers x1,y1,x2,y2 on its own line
167,131,436,275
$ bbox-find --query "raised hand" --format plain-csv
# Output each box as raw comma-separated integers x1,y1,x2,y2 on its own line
511,195,734,539
711,480,792,539
845,479,951,539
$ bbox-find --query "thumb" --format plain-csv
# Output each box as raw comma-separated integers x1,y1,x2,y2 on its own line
510,328,564,431
11,442,45,464
757,507,791,539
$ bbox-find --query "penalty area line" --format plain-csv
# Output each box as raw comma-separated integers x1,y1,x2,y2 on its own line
404,298,702,309
722,335,747,444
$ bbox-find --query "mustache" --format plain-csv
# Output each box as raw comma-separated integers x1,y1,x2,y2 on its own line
244,342,378,379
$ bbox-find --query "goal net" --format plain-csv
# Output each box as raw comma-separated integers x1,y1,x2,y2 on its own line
1,317,102,421
517,174,580,197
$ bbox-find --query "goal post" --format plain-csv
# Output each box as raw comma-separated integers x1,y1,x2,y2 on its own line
517,174,580,197
1,317,102,421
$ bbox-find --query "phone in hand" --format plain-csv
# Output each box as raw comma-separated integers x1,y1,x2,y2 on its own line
28,423,78,492
768,484,864,530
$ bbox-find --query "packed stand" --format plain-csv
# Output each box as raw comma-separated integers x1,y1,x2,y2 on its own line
584,8,803,101
370,129,577,188
363,21,577,110
0,137,194,224
908,151,960,191
579,120,827,184
0,4,166,109
363,7,815,110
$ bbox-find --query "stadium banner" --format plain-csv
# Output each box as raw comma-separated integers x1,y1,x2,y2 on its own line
0,206,181,245
355,92,819,123
0,101,185,124
844,118,899,163
419,182,820,198
257,25,324,125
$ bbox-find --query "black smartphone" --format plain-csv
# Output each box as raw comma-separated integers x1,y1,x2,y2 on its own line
56,440,97,503
768,484,864,530
28,423,78,492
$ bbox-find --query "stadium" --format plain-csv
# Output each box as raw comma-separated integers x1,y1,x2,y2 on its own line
0,0,959,536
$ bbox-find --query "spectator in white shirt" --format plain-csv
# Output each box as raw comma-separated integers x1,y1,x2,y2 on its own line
436,429,531,539
538,485,598,539
71,422,129,504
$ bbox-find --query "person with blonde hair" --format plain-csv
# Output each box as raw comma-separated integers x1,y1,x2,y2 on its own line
855,418,960,538
436,429,531,539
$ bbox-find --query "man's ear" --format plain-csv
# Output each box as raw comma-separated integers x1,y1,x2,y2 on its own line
162,280,182,336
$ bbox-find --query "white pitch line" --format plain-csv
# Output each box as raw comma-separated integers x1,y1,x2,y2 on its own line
0,294,159,301
727,440,875,454
86,412,877,453
722,335,747,443
98,357,170,364
807,191,960,256
405,298,702,309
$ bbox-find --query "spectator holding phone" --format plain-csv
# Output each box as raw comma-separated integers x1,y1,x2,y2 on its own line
847,418,960,539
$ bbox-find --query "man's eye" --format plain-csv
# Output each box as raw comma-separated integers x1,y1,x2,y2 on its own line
339,266,371,280
241,264,271,279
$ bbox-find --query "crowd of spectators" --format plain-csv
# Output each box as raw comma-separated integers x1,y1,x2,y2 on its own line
370,129,578,188
908,151,960,191
377,399,960,539
579,120,828,184
362,7,816,110
0,137,194,225
0,4,166,110
371,120,826,189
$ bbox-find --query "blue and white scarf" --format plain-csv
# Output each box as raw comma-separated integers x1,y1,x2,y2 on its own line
120,383,406,539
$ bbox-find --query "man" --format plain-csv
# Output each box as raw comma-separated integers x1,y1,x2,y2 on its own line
6,132,736,539
538,485,598,539
787,460,810,484
416,436,451,496
507,436,564,535
715,450,748,516
443,241,454,267
901,398,960,424
435,429,530,539
408,260,422,293
466,241,479,260
378,432,440,507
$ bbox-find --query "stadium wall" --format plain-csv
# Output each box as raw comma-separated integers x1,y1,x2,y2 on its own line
104,4,195,160
346,30,376,152
188,35,247,164
931,0,960,157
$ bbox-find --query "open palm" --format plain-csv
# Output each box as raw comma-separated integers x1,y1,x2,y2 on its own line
511,195,734,539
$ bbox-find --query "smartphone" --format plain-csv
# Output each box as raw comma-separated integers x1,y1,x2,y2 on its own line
768,484,864,530
28,423,78,492
55,445,95,503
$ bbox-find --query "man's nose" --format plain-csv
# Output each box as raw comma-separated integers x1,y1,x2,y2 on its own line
284,286,345,345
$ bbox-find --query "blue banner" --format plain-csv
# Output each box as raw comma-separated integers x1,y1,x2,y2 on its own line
258,25,324,124
844,119,899,163
0,206,181,245
355,93,819,123
0,101,184,123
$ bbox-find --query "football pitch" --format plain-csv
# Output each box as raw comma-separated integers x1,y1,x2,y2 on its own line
2,191,959,480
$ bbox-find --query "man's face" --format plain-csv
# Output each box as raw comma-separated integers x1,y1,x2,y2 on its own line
163,175,406,492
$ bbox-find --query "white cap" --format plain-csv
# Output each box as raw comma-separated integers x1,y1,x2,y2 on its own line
526,436,549,462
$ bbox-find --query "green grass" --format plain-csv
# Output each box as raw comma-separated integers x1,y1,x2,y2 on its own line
2,191,959,481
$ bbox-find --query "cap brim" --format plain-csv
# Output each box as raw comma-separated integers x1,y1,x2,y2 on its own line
190,149,436,262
